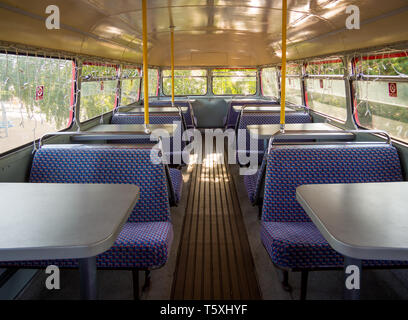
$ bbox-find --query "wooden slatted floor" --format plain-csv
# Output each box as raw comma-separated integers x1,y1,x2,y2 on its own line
171,146,261,300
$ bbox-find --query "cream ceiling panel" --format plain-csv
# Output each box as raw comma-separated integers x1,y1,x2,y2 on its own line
0,0,406,66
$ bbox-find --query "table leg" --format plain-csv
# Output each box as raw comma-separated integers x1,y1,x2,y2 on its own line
344,256,362,300
79,256,97,300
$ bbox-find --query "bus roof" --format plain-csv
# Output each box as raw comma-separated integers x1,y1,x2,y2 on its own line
0,0,407,66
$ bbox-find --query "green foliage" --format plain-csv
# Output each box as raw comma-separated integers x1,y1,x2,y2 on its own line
261,67,279,98
212,69,257,95
140,69,159,97
82,64,117,79
212,69,256,77
306,61,344,75
163,69,207,96
121,78,141,105
357,56,408,76
161,68,257,96
79,63,122,121
285,77,303,105
305,78,347,120
286,64,302,75
355,81,408,127
122,67,140,79
80,80,117,121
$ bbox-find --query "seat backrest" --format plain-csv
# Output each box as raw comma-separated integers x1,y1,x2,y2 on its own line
111,113,182,125
148,101,194,127
237,112,312,152
252,153,268,204
110,114,185,150
226,100,277,128
29,146,171,223
262,144,403,223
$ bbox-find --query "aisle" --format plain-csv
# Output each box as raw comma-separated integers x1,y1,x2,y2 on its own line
171,146,261,300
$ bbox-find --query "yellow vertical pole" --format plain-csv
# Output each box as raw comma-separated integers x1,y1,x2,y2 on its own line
170,26,175,107
280,0,287,132
142,0,150,128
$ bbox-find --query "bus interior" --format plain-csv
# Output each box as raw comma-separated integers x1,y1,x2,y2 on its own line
0,0,408,302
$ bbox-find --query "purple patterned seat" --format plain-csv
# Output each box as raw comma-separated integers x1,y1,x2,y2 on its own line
169,168,183,204
111,113,183,128
140,100,195,128
261,222,406,270
243,154,267,205
111,114,188,165
237,112,312,165
261,144,408,270
225,100,277,129
0,146,173,270
1,222,173,269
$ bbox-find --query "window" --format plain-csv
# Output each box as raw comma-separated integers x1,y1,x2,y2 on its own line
141,68,159,97
80,62,118,122
121,66,141,106
305,59,347,121
285,64,303,105
261,67,279,98
353,53,408,142
212,69,257,95
162,69,207,96
305,59,347,122
0,53,74,154
306,78,347,121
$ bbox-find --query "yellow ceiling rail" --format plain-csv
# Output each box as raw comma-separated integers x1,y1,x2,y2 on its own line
280,0,287,132
142,0,150,129
170,26,175,106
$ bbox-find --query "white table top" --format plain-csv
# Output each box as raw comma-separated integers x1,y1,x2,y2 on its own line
247,123,352,140
72,124,177,141
296,182,408,260
0,183,139,261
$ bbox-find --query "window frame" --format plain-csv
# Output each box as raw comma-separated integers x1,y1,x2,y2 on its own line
304,58,348,123
351,52,408,144
140,68,160,98
260,67,280,99
120,65,142,107
282,63,304,106
79,61,120,124
211,68,258,96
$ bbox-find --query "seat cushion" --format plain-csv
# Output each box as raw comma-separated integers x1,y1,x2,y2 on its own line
261,222,408,270
0,222,173,270
169,168,183,204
